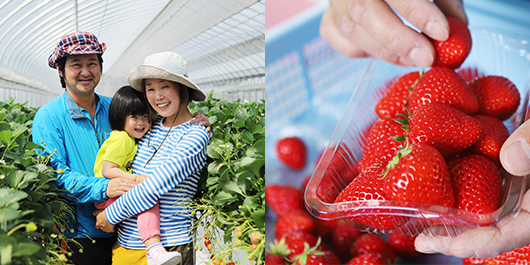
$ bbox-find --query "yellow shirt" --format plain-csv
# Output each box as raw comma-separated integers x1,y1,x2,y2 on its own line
94,130,137,178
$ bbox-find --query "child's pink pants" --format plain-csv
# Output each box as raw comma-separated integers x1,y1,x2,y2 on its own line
95,197,161,242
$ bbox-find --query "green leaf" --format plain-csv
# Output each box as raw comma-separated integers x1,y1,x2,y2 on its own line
0,130,12,143
11,126,27,140
0,241,13,265
214,191,234,204
206,145,221,159
207,161,221,175
222,181,245,196
7,171,38,189
243,196,259,209
253,139,265,156
252,209,265,229
0,188,28,207
234,106,248,120
206,176,219,187
12,242,42,257
207,115,218,126
0,207,21,222
240,130,254,144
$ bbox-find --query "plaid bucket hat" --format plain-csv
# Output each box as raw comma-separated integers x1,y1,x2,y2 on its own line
48,31,107,68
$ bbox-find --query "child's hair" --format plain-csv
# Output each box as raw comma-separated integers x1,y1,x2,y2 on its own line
108,85,150,131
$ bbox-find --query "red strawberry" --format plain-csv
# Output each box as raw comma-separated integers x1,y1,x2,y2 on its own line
265,253,287,265
384,143,455,208
293,246,340,265
375,71,421,119
482,243,530,264
409,102,482,158
204,239,212,252
470,115,510,167
358,117,407,172
331,219,362,262
457,66,483,83
312,217,338,242
275,209,315,239
350,234,397,265
345,253,386,265
314,144,358,203
387,234,424,259
334,162,397,231
277,137,306,170
265,184,304,218
469,75,520,120
280,231,328,262
408,67,479,115
431,16,472,69
448,154,502,224
463,257,486,265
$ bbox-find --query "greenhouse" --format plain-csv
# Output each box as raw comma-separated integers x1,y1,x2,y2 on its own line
0,1,265,264
0,0,265,107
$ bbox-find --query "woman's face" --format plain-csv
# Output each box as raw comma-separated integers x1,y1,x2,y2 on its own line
144,79,181,120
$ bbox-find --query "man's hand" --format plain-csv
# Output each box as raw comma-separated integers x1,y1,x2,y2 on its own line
106,178,136,198
191,112,213,137
93,209,115,233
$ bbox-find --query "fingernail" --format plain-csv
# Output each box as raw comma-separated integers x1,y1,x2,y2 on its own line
415,237,437,253
503,139,530,174
409,47,433,68
425,20,449,41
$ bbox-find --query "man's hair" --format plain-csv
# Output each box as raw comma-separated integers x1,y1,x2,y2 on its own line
56,54,104,88
108,85,150,131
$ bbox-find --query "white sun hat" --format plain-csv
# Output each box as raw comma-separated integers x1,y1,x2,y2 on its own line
128,51,206,101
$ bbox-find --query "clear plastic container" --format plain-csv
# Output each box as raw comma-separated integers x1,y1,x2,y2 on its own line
304,27,530,238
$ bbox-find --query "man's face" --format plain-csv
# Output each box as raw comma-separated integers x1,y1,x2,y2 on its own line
60,54,101,96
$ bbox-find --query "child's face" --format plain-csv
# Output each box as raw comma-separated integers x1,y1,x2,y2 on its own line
124,114,150,139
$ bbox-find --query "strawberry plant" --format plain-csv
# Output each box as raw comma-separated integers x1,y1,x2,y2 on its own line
0,98,75,264
189,91,265,264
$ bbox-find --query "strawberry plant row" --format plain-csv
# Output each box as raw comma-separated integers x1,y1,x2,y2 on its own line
189,91,265,264
0,98,74,264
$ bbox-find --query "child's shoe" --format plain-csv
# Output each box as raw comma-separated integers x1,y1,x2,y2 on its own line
147,248,182,265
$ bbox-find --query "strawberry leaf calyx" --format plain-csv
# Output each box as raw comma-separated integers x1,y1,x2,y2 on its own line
293,237,324,265
267,237,291,258
381,138,413,180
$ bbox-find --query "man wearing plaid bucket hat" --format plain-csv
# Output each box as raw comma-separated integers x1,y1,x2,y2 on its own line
32,32,210,265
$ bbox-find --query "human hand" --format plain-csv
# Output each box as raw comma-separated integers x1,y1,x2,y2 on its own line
93,209,115,233
134,174,149,183
414,119,530,258
191,112,213,137
319,0,467,68
106,178,136,198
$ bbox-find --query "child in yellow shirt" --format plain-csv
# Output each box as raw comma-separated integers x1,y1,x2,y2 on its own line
94,85,181,265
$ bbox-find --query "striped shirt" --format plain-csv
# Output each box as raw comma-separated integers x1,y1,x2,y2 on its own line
105,115,209,249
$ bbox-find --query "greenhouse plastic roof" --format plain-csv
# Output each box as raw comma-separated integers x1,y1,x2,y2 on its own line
0,0,264,98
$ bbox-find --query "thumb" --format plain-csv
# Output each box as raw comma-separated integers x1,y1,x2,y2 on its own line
500,119,530,176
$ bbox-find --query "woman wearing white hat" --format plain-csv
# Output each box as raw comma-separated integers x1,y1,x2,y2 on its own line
95,51,210,265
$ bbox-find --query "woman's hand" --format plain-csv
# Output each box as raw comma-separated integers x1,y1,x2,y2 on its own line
191,112,213,137
93,209,115,233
